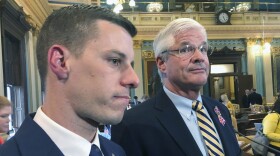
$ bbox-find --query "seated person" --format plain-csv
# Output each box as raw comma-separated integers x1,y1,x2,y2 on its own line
262,98,280,155
220,93,234,112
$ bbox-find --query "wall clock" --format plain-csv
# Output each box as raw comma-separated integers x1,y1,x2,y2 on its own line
216,10,231,25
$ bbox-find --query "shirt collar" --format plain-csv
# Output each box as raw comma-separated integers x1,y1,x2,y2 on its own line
34,107,101,156
163,86,202,119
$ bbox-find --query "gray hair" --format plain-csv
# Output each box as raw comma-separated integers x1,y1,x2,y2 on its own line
153,18,207,79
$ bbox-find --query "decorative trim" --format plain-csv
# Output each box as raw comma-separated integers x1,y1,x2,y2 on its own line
14,0,52,28
142,50,154,59
133,40,142,49
246,38,258,46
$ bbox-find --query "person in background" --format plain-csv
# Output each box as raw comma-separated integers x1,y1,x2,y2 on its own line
263,98,280,155
219,93,239,139
220,93,234,111
242,89,250,108
112,18,241,156
0,96,12,145
133,96,140,105
127,96,139,110
0,4,139,155
98,124,112,140
128,96,140,109
248,88,263,105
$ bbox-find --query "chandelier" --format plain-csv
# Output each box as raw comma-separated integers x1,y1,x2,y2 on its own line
146,2,163,12
236,2,251,12
106,0,136,13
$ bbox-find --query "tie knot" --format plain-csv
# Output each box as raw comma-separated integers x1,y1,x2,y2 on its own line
192,100,203,111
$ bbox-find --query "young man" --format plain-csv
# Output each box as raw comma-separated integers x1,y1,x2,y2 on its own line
0,4,139,155
112,18,241,156
248,88,263,105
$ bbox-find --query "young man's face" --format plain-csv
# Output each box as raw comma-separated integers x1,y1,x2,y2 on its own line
65,20,139,125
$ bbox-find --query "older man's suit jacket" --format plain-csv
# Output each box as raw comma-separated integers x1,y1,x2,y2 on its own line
0,113,126,156
111,89,242,156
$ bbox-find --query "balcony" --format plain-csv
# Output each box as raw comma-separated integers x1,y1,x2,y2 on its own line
98,1,280,13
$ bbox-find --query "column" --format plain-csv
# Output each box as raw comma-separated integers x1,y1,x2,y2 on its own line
262,38,273,104
25,29,43,112
133,40,144,98
254,48,265,97
246,38,257,87
214,77,220,100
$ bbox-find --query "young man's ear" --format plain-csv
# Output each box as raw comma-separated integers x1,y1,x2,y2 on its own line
48,45,69,80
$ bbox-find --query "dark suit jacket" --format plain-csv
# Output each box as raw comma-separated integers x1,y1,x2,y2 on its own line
111,89,241,156
248,92,263,105
242,94,250,108
0,113,126,156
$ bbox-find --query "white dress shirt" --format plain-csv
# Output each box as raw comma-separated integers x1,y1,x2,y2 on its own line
34,107,102,156
163,86,223,156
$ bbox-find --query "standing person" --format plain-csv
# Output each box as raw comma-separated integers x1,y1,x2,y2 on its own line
242,89,250,108
111,18,241,156
262,98,280,155
0,96,12,145
0,4,139,156
248,88,263,105
133,96,140,106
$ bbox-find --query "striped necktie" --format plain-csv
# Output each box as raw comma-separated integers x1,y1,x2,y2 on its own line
192,100,224,156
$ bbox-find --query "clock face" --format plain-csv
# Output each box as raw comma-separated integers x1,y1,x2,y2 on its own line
216,10,231,25
218,12,229,23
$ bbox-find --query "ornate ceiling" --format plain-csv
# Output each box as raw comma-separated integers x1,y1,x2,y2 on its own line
12,0,280,40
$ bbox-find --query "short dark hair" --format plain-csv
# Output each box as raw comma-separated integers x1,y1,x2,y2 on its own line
36,4,137,86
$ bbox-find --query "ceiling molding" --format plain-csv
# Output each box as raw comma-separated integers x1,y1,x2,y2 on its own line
14,0,52,29
122,12,280,40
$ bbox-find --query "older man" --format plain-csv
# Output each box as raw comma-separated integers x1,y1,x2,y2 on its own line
112,18,241,156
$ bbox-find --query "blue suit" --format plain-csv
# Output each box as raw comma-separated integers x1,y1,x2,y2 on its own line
111,89,242,156
0,113,126,156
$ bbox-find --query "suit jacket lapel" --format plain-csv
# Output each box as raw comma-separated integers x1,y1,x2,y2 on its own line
100,136,113,156
99,135,126,156
154,90,202,156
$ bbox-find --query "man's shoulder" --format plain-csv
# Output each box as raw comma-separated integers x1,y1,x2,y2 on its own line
0,116,43,155
266,112,279,119
0,137,20,155
0,113,62,156
121,96,162,124
201,95,220,103
201,96,229,111
128,98,155,112
99,134,120,146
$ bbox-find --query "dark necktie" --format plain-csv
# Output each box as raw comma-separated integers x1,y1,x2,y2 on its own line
89,144,102,156
192,100,224,156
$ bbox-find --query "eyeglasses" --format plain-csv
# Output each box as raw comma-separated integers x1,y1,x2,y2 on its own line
161,43,213,58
